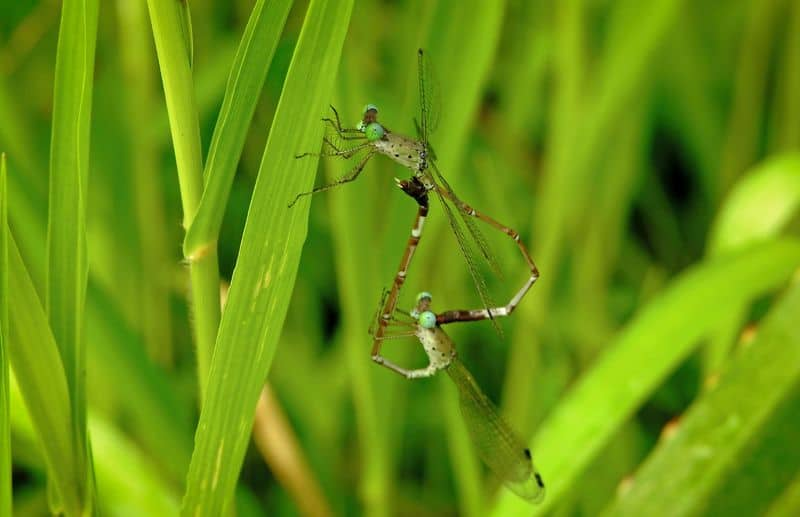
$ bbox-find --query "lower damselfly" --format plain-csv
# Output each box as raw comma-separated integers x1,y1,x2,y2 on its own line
372,291,545,503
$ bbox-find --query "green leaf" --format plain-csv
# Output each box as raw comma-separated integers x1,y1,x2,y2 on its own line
492,238,800,516
47,0,100,511
7,234,81,514
184,0,294,258
603,281,800,516
0,154,11,515
180,0,353,514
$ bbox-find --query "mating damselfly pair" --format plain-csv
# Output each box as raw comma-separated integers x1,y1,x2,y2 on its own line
292,49,544,503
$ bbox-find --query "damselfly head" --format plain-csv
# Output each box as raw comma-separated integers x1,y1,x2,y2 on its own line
362,104,379,124
414,291,433,314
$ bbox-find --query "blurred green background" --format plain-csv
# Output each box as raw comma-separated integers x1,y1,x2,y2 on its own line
1,0,800,515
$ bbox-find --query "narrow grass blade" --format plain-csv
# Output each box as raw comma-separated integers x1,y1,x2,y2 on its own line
603,281,800,516
184,0,293,258
146,0,221,396
181,0,353,514
0,154,11,515
7,234,81,514
492,238,800,516
46,0,99,511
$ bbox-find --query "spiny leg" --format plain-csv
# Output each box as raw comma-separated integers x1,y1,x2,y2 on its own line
436,187,540,325
371,179,430,374
288,151,375,207
295,140,371,160
323,105,361,135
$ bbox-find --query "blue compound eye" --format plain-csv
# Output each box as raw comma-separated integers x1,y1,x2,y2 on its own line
418,311,437,329
416,291,432,303
364,122,385,142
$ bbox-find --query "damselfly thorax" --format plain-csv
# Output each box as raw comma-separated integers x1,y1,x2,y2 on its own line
370,129,435,189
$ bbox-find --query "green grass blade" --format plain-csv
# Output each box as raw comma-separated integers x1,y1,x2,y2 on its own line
181,0,353,514
184,0,293,258
146,0,221,397
708,153,800,254
704,153,800,371
8,234,81,514
492,238,800,516
603,281,800,516
46,0,99,511
0,154,11,516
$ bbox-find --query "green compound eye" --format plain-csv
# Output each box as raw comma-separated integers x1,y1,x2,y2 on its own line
418,310,437,329
364,122,385,142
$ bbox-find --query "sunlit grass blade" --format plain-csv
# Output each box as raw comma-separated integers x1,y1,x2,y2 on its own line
146,0,221,397
0,154,11,515
704,153,800,372
184,0,293,258
181,0,353,514
47,0,99,511
7,234,81,514
492,238,800,516
708,153,800,254
603,281,800,516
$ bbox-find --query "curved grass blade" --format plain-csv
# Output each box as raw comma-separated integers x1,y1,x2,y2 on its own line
7,234,81,514
704,153,800,372
603,281,800,516
448,358,545,503
180,0,353,514
492,238,800,516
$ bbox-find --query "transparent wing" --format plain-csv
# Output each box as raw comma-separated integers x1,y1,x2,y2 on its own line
446,358,545,503
431,161,502,276
417,48,441,146
431,181,501,335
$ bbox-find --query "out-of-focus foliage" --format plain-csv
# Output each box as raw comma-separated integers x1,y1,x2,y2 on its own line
1,0,798,515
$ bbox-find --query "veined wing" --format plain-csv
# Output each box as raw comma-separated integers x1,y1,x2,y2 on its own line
417,48,441,148
431,181,501,334
430,161,502,276
446,358,545,503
